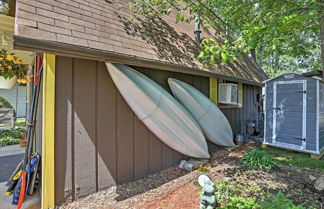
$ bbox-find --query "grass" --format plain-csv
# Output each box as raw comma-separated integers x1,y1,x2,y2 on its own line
15,118,26,127
262,147,324,171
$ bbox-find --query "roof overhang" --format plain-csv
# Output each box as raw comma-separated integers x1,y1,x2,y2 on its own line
14,35,263,87
263,72,323,84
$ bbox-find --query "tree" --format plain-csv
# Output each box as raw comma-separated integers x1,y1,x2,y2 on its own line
129,0,324,78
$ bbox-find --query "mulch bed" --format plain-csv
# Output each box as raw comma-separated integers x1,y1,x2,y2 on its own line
59,143,324,209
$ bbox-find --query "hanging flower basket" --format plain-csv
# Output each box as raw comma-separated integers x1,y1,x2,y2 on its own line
0,49,30,89
0,75,17,89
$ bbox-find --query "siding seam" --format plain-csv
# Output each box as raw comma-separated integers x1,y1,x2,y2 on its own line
95,61,99,191
71,58,76,201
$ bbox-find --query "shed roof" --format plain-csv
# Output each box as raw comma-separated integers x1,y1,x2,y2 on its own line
13,0,268,85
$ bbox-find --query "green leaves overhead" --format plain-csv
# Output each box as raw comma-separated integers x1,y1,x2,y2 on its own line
129,0,324,76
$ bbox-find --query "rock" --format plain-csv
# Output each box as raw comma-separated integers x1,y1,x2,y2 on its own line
178,160,204,172
314,175,324,191
309,175,317,181
309,175,316,181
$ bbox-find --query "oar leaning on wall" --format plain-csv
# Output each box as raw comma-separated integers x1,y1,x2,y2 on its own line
9,54,43,209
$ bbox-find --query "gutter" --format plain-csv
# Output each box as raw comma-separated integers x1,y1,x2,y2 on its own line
14,35,264,87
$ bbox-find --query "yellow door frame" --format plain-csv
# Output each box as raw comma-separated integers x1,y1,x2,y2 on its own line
238,83,243,108
42,54,55,209
209,77,218,104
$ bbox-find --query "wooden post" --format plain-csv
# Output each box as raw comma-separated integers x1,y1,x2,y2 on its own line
209,77,218,104
42,54,55,209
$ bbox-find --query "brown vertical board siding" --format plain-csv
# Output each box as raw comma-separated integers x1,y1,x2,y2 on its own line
55,57,73,204
73,59,97,197
117,93,135,183
133,117,149,180
97,62,117,189
149,132,162,174
54,58,261,204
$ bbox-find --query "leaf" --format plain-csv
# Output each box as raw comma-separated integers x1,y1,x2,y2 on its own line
176,13,185,23
221,52,229,63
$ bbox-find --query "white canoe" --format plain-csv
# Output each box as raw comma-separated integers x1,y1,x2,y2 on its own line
168,78,234,146
106,63,210,158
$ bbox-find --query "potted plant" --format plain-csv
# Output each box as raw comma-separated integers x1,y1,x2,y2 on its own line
0,49,30,89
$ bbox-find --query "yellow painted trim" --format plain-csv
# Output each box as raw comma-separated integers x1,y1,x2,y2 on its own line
238,83,243,108
42,54,55,209
209,77,218,104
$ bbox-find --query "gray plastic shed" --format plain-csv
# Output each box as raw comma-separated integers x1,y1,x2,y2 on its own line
263,72,324,156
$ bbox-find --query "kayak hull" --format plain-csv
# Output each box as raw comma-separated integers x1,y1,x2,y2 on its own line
168,78,234,146
106,63,210,158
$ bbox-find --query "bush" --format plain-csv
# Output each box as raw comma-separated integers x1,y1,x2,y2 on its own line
0,128,25,139
241,149,277,170
217,196,259,209
214,180,237,205
0,96,13,109
0,137,20,147
259,192,305,209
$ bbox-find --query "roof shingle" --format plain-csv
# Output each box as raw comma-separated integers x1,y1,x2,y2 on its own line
14,0,268,84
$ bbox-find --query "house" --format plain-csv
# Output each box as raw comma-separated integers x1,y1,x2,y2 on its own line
0,85,27,117
12,0,267,207
0,12,33,118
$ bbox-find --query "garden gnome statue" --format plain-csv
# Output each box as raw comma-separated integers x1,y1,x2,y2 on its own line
200,180,215,209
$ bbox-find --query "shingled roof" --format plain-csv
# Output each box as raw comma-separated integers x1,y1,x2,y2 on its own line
14,0,267,85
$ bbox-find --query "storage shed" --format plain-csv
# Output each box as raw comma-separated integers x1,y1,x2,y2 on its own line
12,0,268,208
263,72,324,157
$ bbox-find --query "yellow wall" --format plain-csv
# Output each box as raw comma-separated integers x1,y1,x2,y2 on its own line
42,54,55,209
238,83,243,108
209,77,218,104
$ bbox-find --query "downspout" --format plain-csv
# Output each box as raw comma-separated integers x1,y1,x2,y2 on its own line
194,14,201,44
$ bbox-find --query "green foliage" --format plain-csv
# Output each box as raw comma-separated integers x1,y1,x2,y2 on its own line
129,0,323,75
259,192,305,209
198,167,210,173
15,118,26,127
0,96,13,109
241,149,277,170
264,147,324,171
0,137,20,147
217,196,259,209
0,128,25,139
214,180,237,204
213,178,306,209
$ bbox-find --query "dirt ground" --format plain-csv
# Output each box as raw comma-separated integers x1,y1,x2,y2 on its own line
59,143,324,209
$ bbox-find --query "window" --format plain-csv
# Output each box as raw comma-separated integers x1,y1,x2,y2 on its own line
209,77,243,108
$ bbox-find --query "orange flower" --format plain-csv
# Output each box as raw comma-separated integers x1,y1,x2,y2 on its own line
7,65,12,70
14,59,23,64
17,75,31,84
6,55,14,61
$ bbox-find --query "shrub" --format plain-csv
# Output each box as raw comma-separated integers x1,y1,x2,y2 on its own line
0,128,25,139
217,196,259,209
0,96,13,109
259,192,305,209
241,149,277,170
0,137,20,147
214,180,236,205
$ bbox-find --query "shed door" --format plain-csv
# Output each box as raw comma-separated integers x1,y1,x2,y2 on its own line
272,81,306,149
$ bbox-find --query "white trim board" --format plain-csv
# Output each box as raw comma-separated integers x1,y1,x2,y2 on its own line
316,80,320,153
